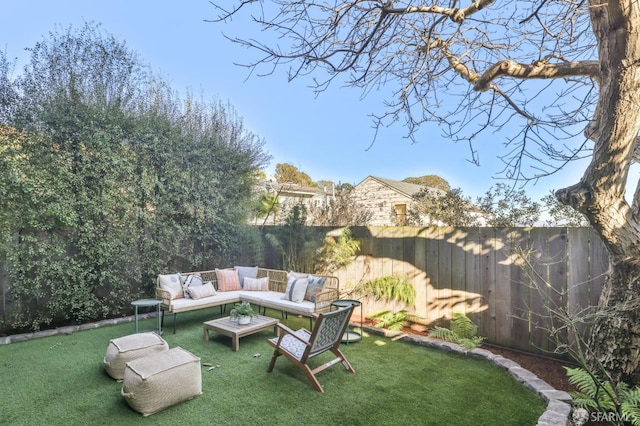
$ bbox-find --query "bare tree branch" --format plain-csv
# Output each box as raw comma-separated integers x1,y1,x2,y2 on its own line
209,0,640,387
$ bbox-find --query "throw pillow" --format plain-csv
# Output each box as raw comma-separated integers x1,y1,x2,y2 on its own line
287,271,309,280
244,276,269,291
282,277,309,303
182,273,203,299
234,266,259,288
188,282,216,299
304,275,326,302
158,273,183,300
215,269,242,292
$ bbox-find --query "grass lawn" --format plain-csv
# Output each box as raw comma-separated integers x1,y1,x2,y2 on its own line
0,308,546,425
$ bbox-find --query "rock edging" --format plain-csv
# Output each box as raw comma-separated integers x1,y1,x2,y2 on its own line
0,315,143,345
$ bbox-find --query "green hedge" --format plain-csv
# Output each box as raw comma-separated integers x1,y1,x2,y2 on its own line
0,23,267,331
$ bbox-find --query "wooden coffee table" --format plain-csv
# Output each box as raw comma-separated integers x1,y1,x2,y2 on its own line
203,315,279,351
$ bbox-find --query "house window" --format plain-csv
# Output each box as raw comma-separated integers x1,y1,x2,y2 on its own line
394,204,407,225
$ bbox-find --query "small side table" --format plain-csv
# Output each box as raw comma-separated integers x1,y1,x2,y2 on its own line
331,299,362,343
131,299,162,334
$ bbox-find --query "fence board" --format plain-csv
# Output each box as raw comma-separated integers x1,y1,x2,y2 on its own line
547,228,568,355
464,228,482,326
494,229,514,348
510,229,531,352
567,228,591,350
425,227,441,323
478,228,497,342
590,229,608,307
450,228,468,313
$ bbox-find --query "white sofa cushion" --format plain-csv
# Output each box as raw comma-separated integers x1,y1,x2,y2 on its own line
170,291,242,312
241,291,316,314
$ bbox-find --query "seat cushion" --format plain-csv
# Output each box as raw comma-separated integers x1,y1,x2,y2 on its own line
269,329,311,360
104,332,168,381
121,347,202,416
241,291,316,314
169,291,241,312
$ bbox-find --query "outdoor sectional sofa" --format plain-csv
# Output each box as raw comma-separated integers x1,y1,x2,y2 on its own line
155,267,339,333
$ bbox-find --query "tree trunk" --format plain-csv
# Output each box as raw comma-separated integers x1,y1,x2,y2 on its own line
586,258,640,385
556,0,640,385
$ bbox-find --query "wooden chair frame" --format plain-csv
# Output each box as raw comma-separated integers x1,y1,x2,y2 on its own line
266,305,356,392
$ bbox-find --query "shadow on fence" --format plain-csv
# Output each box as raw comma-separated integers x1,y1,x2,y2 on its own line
261,226,609,358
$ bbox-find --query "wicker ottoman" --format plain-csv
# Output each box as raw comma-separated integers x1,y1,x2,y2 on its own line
104,332,169,380
121,347,202,416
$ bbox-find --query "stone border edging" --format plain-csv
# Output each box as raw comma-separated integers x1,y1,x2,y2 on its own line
360,325,572,426
0,314,144,345
0,315,572,425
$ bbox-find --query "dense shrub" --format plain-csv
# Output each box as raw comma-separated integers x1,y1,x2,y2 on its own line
0,23,268,331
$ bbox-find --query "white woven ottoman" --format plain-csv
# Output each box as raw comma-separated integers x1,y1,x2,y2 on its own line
104,332,168,380
121,347,202,416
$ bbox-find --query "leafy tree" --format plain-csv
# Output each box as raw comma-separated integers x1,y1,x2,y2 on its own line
274,163,317,186
408,187,481,226
210,0,640,385
337,182,354,191
403,175,450,192
265,204,317,272
308,187,373,226
313,227,360,274
477,184,541,227
541,191,589,227
253,192,280,226
0,23,268,331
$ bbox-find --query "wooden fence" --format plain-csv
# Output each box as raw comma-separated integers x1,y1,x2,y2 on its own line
263,226,610,357
0,225,609,357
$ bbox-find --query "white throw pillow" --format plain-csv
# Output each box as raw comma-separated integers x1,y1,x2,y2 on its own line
282,277,309,303
234,266,259,288
182,273,203,299
244,277,269,291
188,282,216,299
287,271,309,280
158,274,183,300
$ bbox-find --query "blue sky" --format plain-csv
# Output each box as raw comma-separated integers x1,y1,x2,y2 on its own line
0,0,593,201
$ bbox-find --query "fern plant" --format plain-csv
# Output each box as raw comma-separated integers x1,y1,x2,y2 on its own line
350,275,416,306
370,310,408,331
430,312,485,350
313,227,360,274
566,367,640,426
350,275,416,332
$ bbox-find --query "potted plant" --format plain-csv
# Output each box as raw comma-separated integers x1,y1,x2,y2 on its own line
233,302,257,325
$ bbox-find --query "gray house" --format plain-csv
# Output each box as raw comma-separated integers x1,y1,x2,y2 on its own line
351,176,440,226
352,175,488,226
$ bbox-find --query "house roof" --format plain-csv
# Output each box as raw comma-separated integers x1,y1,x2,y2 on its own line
266,181,325,197
358,176,439,199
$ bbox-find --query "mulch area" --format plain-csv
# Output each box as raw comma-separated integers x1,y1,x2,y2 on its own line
482,343,576,393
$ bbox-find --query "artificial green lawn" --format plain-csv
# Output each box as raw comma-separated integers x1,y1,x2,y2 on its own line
0,308,546,425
